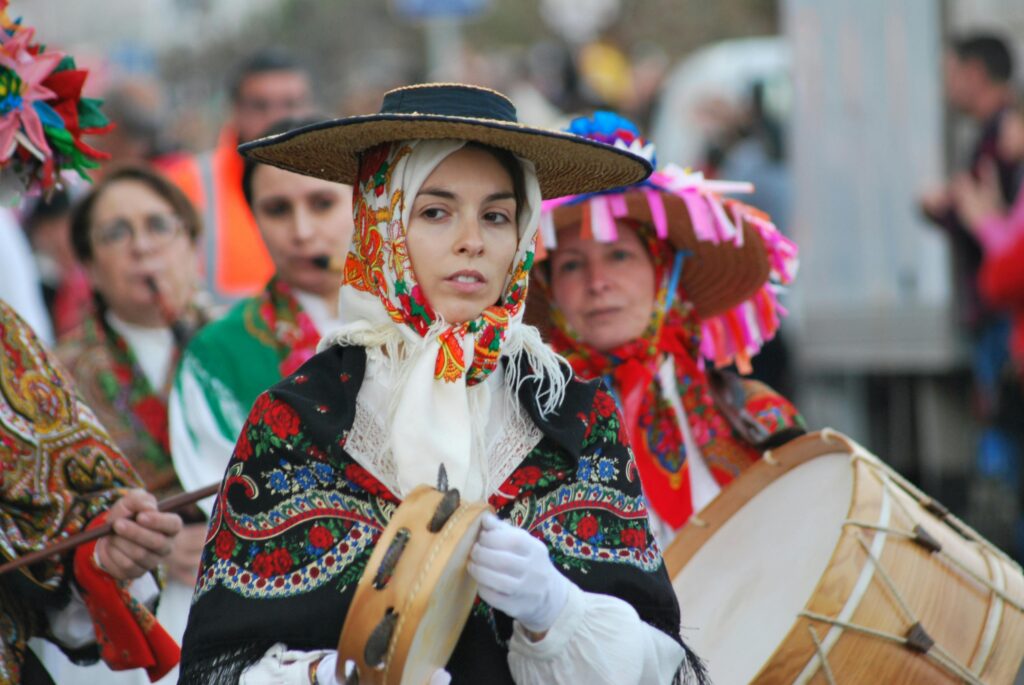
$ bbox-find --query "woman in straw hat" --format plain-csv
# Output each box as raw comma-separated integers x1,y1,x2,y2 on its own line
177,85,707,685
534,112,805,546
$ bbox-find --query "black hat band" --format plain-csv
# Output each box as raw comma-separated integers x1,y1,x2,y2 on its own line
380,85,517,123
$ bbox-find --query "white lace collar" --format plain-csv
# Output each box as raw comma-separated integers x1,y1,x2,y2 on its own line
345,351,543,502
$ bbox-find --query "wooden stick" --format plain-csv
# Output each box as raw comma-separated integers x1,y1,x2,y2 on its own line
0,483,220,577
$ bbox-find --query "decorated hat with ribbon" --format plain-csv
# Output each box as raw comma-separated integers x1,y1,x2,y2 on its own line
0,1,111,198
239,83,652,200
536,111,799,372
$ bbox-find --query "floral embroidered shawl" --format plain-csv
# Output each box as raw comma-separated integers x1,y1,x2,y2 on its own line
0,300,175,683
177,344,689,684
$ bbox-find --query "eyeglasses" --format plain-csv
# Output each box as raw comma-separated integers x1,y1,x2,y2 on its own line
92,213,185,250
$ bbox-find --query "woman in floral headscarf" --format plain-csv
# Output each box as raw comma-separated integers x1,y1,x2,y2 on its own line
535,112,805,545
178,85,707,685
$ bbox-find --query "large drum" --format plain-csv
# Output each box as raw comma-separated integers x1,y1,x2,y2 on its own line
665,430,1024,684
337,483,491,684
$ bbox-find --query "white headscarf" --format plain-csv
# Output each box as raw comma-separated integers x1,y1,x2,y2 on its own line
321,139,567,499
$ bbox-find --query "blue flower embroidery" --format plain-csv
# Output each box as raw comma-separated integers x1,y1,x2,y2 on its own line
313,462,334,483
597,458,617,480
576,458,593,482
295,467,316,489
268,470,289,494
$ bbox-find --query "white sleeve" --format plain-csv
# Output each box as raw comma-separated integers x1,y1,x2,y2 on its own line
239,643,334,685
168,361,239,517
46,573,160,650
507,583,685,685
0,211,54,346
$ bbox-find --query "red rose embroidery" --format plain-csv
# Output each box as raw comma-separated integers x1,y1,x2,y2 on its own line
236,429,253,461
250,393,272,420
510,466,542,488
272,548,293,575
215,530,235,559
620,527,646,549
344,463,392,498
309,525,334,549
593,390,617,419
575,514,599,540
263,400,301,439
252,552,275,578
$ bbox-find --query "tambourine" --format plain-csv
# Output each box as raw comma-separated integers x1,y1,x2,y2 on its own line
337,473,492,684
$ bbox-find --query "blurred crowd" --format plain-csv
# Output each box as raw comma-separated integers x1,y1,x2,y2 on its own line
2,22,1024,681
920,34,1024,555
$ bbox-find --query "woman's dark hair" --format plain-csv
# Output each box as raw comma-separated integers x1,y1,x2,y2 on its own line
241,115,329,208
70,164,202,262
462,142,528,221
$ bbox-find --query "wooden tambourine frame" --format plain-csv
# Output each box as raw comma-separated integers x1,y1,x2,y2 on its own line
337,484,491,684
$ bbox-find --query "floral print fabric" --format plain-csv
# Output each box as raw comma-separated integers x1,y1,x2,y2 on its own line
0,300,143,684
342,140,535,385
177,345,681,684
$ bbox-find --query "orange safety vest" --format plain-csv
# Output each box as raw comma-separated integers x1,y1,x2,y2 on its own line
163,126,274,302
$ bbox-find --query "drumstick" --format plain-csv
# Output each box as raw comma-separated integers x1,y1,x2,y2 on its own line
311,254,344,274
0,483,220,577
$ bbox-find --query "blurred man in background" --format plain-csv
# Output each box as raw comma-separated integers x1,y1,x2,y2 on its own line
921,33,1019,329
920,32,1022,557
163,49,316,304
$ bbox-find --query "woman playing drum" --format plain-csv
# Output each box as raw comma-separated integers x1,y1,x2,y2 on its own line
177,84,705,684
534,112,805,545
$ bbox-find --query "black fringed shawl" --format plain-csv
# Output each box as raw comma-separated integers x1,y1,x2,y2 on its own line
178,345,704,684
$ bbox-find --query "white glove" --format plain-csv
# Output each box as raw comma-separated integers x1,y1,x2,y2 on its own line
240,643,333,685
317,654,451,685
467,513,571,634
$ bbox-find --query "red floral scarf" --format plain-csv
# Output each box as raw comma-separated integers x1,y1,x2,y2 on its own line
257,278,322,377
548,227,764,528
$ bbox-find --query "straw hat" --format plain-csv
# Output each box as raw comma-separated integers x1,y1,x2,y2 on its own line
536,112,787,319
545,190,771,319
238,83,652,199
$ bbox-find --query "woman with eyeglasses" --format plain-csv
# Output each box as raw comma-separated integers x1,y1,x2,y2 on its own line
53,165,210,684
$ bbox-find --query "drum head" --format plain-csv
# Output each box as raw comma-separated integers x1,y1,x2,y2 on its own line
673,451,853,684
401,511,484,685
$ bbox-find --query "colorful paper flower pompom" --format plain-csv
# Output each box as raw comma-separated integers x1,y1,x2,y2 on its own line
0,1,111,201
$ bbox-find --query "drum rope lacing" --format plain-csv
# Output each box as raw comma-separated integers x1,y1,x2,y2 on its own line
797,447,1022,685
805,626,838,685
